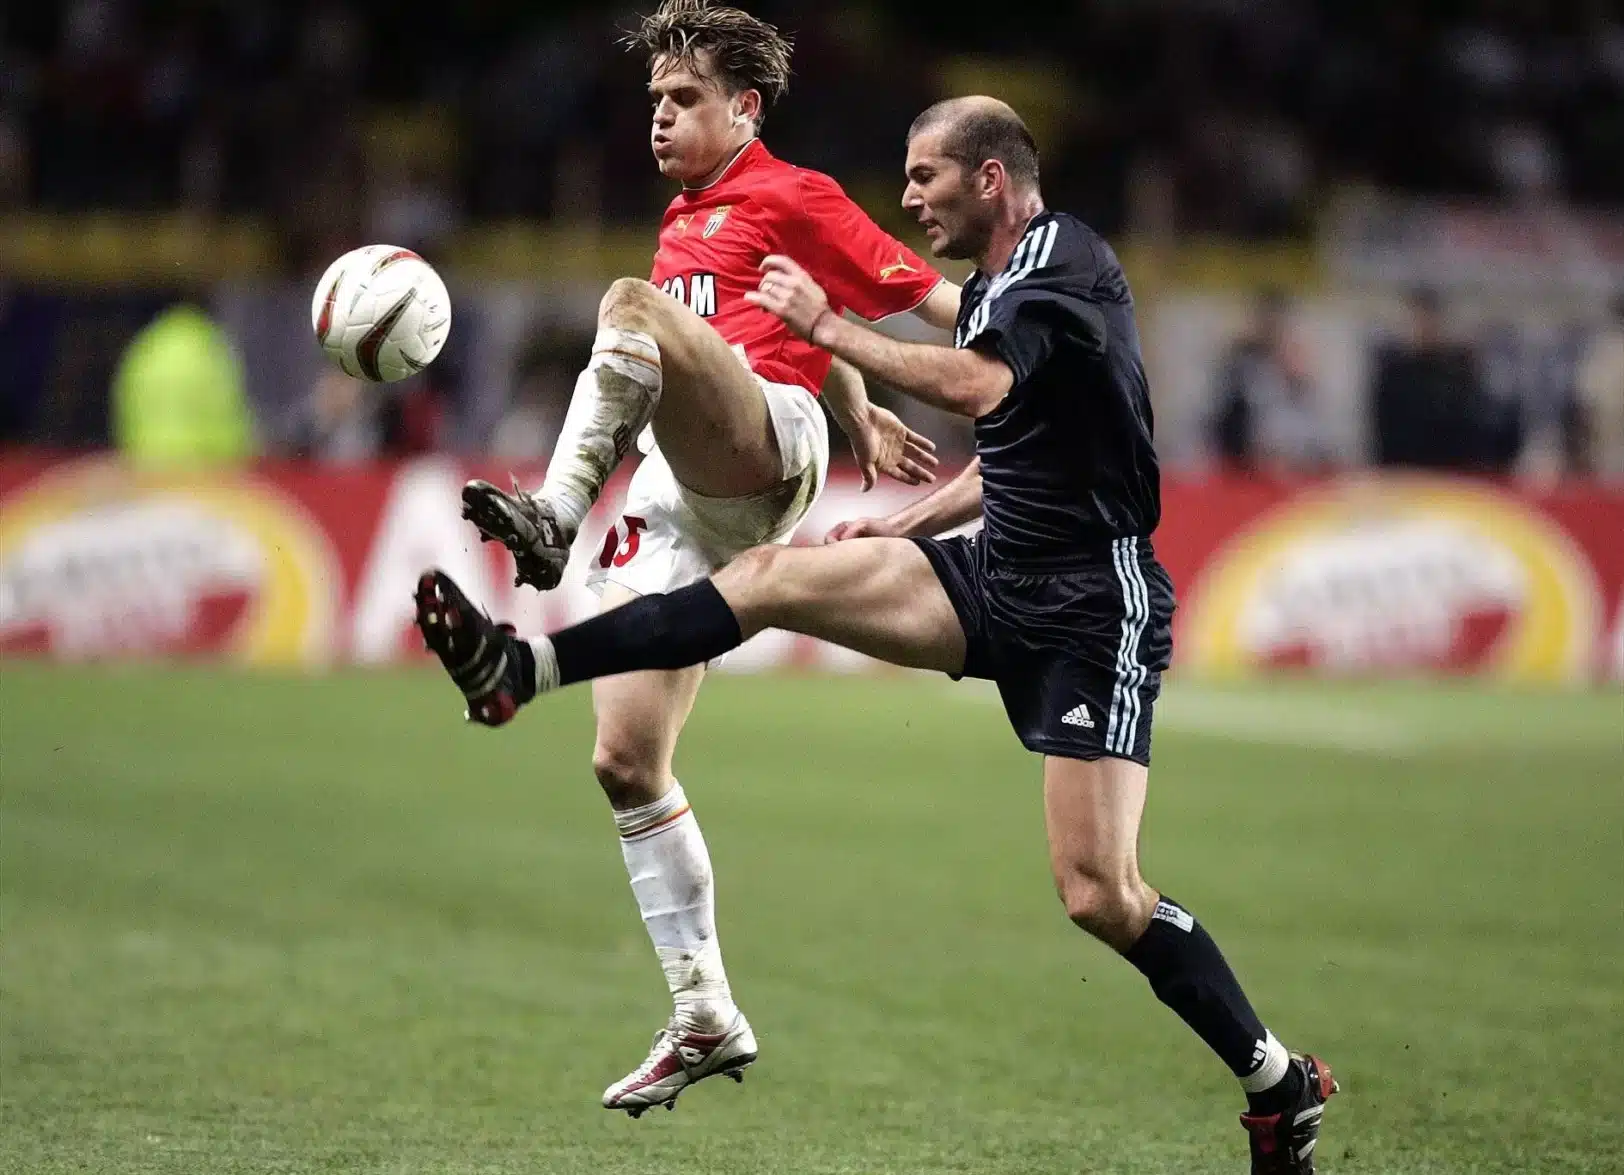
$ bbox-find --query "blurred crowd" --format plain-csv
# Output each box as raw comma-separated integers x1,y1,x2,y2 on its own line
2,0,1623,481
1207,288,1624,481
59,285,1620,482
3,1,1624,253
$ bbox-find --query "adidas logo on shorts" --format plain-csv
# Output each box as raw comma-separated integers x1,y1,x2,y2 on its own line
1060,703,1095,729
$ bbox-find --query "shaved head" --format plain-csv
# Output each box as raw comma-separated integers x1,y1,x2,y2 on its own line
907,96,1040,190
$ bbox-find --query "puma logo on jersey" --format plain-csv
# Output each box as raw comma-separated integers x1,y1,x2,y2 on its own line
879,253,917,280
660,272,717,318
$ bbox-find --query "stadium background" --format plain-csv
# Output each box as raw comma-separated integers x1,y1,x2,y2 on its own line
2,3,1622,1173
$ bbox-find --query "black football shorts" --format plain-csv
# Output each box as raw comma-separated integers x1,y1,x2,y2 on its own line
913,533,1176,765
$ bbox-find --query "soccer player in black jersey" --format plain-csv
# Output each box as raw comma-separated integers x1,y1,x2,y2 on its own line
415,96,1337,1170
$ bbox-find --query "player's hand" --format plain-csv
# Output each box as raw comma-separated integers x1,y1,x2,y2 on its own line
823,517,904,543
745,255,831,340
847,404,938,491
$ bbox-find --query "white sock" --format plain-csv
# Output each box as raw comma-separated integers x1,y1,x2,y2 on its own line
613,782,735,1032
539,327,662,532
1240,1029,1291,1095
528,635,560,694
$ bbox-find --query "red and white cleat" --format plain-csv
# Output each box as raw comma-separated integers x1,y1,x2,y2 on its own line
603,1011,758,1118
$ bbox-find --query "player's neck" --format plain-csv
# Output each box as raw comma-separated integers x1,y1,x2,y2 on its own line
978,195,1047,275
684,137,759,190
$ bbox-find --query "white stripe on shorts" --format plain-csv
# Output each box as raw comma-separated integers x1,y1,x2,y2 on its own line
1107,537,1151,756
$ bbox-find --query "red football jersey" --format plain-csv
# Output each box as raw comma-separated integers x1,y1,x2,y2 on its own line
649,139,942,394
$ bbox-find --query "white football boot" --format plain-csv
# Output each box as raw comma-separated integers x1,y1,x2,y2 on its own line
603,1009,758,1117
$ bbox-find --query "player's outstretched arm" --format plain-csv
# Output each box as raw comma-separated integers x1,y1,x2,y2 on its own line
747,256,1010,418
913,280,963,332
825,458,982,542
820,355,938,490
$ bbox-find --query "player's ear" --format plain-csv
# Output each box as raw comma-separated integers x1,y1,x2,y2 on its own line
978,159,1005,199
732,89,763,128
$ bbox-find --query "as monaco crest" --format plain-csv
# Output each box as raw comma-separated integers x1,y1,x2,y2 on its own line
702,205,732,239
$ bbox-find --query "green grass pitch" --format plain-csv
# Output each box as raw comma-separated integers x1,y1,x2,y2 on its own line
2,664,1621,1174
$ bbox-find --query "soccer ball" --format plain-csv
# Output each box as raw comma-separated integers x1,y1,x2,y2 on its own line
310,245,452,382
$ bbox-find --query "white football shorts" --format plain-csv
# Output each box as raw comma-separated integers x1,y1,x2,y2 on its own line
584,376,830,598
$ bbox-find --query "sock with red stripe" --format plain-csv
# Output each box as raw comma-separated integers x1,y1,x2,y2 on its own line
614,782,735,1032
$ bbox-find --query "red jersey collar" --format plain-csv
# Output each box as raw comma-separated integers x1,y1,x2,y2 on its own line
680,138,769,196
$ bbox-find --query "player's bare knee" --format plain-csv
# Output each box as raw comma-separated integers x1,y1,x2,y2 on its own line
717,545,798,626
1056,867,1144,949
592,740,667,808
599,277,668,332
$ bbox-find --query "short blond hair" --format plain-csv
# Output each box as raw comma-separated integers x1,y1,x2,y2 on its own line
624,0,793,123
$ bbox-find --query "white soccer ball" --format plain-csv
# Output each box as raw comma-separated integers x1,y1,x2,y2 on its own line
310,245,452,382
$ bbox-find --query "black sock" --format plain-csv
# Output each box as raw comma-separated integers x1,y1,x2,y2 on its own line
510,638,538,702
549,580,743,686
1123,895,1302,1113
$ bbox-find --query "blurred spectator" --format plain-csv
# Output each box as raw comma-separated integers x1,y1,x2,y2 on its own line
288,372,445,463
379,381,446,457
1487,120,1562,205
1371,288,1515,473
1578,293,1624,481
364,108,460,254
1172,112,1313,238
1208,289,1333,472
489,323,590,463
288,369,380,464
464,10,603,221
110,302,256,468
1478,318,1588,486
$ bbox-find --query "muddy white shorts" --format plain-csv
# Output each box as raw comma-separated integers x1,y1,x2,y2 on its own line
584,378,830,598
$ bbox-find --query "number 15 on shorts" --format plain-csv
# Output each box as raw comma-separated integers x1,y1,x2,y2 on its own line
598,515,648,569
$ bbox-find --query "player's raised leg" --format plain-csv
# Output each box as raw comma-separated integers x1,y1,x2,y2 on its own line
532,537,969,683
598,277,784,498
718,539,968,671
1041,754,1337,1173
413,537,966,722
587,587,758,1117
462,280,783,589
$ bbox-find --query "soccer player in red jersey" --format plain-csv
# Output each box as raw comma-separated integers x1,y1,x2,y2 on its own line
453,0,961,1115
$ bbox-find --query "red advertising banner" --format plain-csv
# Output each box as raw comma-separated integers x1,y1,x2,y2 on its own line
3,453,1622,683
1158,473,1624,684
